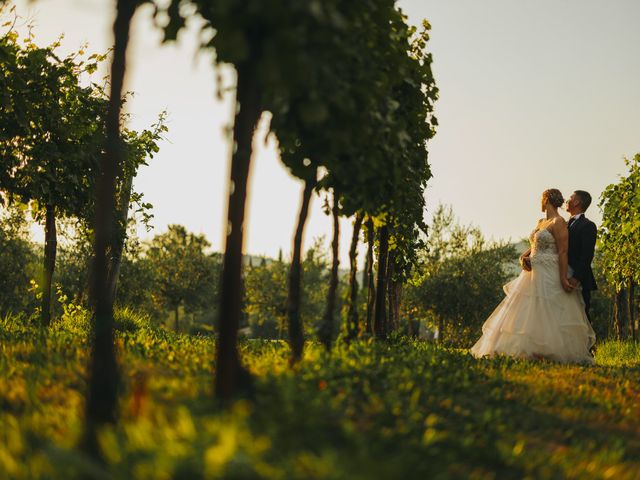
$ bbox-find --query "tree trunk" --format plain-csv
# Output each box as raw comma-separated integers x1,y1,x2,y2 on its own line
393,282,403,331
106,172,134,305
175,305,180,331
41,204,57,327
374,225,389,339
386,252,402,333
346,213,363,341
85,0,136,452
614,285,630,340
365,217,375,335
319,195,340,350
287,174,316,364
361,223,370,302
215,65,261,400
386,250,395,332
629,281,636,341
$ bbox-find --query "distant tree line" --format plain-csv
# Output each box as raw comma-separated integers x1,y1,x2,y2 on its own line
0,208,347,341
0,201,627,348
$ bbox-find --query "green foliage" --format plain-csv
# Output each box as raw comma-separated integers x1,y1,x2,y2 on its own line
588,250,618,339
300,243,342,338
51,220,93,307
145,225,219,330
0,3,166,225
381,22,439,280
0,204,39,315
0,217,222,330
406,205,517,346
0,10,167,329
115,246,163,319
1,312,639,478
265,6,438,278
244,257,289,338
0,20,108,221
118,111,168,233
598,155,640,289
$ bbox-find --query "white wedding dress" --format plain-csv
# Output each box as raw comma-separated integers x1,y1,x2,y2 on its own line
471,228,596,364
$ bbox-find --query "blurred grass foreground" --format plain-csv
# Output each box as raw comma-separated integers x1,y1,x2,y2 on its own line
1,309,639,479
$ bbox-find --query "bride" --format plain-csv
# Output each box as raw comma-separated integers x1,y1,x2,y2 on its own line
471,188,596,364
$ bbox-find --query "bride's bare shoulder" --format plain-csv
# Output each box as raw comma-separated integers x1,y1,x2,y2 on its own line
550,216,567,234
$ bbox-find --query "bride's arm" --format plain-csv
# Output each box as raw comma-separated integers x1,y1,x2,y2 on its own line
520,219,543,271
553,219,572,292
519,248,532,271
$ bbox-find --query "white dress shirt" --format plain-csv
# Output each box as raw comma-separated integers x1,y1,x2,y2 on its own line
569,212,584,224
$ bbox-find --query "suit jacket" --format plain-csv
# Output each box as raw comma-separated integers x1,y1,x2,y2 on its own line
568,215,597,291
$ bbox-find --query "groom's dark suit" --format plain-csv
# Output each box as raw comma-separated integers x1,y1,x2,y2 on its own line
567,214,597,320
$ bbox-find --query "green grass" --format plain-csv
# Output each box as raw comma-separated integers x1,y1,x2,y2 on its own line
1,311,639,479
595,340,640,367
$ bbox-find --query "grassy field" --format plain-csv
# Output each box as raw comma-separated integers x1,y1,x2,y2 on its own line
1,310,639,479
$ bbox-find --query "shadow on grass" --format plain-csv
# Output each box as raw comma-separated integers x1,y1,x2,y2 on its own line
243,341,640,479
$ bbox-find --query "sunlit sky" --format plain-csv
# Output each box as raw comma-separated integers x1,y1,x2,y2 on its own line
10,0,640,264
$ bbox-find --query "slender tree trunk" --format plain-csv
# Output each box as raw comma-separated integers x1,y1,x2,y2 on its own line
319,195,340,350
632,283,640,341
215,65,261,400
607,294,615,338
386,251,402,333
374,225,389,338
386,250,395,332
365,217,375,335
361,226,370,301
346,213,363,341
629,281,636,341
614,285,630,340
41,204,57,327
394,283,403,331
106,172,134,305
85,0,137,452
287,174,316,364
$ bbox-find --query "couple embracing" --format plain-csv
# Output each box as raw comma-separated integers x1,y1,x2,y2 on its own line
471,189,597,365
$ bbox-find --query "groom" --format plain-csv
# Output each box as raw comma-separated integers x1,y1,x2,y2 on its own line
566,190,598,322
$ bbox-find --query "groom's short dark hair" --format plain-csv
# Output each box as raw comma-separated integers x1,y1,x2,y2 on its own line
574,190,592,211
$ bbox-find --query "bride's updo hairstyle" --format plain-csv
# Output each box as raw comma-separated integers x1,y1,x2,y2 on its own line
542,188,564,208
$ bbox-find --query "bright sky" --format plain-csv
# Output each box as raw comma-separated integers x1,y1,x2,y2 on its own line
10,0,640,264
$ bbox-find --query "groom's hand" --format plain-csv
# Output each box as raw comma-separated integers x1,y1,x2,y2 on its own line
561,278,574,293
568,277,580,289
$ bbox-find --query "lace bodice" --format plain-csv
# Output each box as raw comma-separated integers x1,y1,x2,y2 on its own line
529,229,558,257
